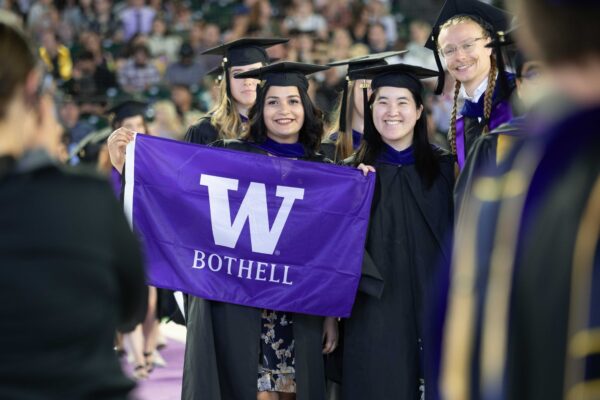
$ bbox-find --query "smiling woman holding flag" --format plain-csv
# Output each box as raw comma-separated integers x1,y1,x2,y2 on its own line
183,61,340,400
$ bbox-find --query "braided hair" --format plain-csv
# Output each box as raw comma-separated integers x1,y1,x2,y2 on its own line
448,79,461,157
481,56,497,134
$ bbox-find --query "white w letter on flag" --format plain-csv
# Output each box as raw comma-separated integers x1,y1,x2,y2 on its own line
200,174,304,255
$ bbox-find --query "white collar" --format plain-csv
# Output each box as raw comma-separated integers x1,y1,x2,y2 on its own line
460,76,489,103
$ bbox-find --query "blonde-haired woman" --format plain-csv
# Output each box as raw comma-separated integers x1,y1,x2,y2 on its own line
425,0,515,173
184,38,287,145
149,100,183,140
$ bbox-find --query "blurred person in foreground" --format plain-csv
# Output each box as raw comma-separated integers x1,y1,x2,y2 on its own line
439,0,600,399
0,18,147,399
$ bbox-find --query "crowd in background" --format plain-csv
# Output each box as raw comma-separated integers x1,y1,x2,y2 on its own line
0,0,499,159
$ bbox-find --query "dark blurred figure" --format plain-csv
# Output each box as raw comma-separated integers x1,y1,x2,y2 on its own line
119,0,156,41
0,19,146,399
64,50,117,102
39,28,73,82
165,42,205,87
117,43,160,94
59,95,95,145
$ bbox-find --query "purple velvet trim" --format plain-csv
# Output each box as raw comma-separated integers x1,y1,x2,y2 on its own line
456,99,513,169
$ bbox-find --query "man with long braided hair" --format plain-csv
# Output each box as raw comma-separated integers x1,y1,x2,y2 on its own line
425,0,516,183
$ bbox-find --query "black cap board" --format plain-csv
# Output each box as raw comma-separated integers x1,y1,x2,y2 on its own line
328,50,408,132
234,61,329,91
328,50,407,74
424,0,512,94
107,100,148,122
484,25,528,78
201,37,288,67
349,63,439,93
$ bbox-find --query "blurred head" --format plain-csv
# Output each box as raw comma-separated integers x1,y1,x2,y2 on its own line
170,84,193,109
132,44,150,65
203,23,220,46
514,0,600,104
152,17,167,36
0,20,47,157
59,100,80,127
120,115,146,133
94,0,112,14
40,29,58,53
516,60,550,110
409,20,431,45
367,23,387,51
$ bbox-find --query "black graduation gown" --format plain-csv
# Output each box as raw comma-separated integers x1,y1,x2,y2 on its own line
440,105,600,400
319,140,337,162
341,151,454,400
182,139,329,400
505,106,600,400
454,116,526,211
0,155,146,399
184,116,220,145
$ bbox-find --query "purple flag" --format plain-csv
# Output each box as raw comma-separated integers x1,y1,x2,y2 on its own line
124,135,375,317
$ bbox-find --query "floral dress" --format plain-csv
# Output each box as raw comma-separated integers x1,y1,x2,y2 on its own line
257,310,296,393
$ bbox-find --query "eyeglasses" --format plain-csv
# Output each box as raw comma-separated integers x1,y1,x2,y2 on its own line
439,37,485,58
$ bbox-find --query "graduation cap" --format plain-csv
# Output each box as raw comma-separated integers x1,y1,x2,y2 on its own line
69,127,112,163
205,65,224,83
234,61,329,92
328,50,407,132
425,0,512,94
200,37,288,67
289,28,316,37
348,63,439,141
106,99,148,123
201,38,288,112
484,25,528,78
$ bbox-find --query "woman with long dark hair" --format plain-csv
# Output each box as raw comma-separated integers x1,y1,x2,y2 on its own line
183,62,339,400
340,63,454,400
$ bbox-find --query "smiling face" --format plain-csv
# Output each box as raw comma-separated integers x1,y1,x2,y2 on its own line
229,62,263,110
372,86,422,150
263,85,305,144
438,19,492,95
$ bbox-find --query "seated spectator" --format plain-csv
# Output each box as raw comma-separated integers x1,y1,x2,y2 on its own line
171,84,203,129
64,50,117,102
147,16,181,64
39,29,73,82
366,22,392,53
119,0,155,41
117,43,160,94
165,42,205,87
283,0,327,39
89,0,120,38
59,96,95,145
